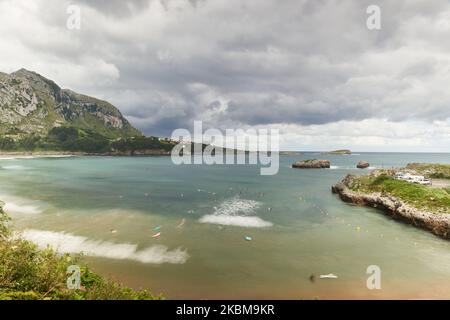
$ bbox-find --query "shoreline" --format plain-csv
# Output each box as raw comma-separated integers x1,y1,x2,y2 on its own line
0,150,172,157
332,175,450,239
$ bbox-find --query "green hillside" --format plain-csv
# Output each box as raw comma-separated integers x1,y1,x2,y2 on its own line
0,69,176,153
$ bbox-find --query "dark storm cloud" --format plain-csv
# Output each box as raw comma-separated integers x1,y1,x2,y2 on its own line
1,0,450,140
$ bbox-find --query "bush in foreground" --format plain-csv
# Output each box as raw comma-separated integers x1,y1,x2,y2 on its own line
0,207,162,300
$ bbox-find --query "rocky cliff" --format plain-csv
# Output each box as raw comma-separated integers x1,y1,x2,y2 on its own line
332,174,450,239
0,69,141,139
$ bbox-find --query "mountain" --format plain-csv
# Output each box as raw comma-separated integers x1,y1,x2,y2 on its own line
0,69,178,154
0,68,141,139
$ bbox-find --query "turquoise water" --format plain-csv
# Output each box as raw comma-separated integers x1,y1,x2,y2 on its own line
1,153,450,299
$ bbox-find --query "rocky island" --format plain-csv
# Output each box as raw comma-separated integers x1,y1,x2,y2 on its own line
325,149,351,155
332,164,450,239
292,159,331,168
357,161,370,169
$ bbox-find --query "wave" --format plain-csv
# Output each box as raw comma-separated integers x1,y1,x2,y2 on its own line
329,165,377,170
199,214,273,227
0,156,35,160
39,155,74,158
3,200,42,215
0,155,74,160
2,165,29,170
19,229,189,264
199,197,273,228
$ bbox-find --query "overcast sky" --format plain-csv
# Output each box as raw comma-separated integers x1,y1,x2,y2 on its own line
0,0,449,152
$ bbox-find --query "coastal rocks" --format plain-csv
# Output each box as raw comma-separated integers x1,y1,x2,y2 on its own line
292,159,331,169
356,161,370,169
332,175,450,240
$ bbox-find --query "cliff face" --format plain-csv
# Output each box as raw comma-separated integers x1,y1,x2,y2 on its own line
0,69,141,139
332,174,450,240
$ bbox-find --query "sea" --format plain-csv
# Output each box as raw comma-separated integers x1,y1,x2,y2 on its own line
1,152,449,299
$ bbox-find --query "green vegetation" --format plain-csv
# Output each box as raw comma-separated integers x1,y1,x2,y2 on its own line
349,173,450,214
0,69,141,140
325,149,351,155
0,207,162,300
47,127,110,153
0,126,176,154
111,135,174,153
406,163,450,180
0,69,177,154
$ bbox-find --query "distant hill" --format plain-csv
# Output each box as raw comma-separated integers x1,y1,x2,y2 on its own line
0,68,140,139
324,149,352,155
0,69,177,154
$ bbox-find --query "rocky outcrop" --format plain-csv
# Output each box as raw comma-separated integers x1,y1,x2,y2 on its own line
332,175,450,240
0,69,141,138
357,161,370,169
326,149,351,155
292,159,331,169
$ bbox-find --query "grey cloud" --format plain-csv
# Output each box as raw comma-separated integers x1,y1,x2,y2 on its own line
1,0,450,140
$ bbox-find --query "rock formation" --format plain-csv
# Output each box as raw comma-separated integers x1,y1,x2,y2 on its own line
332,174,450,240
357,161,370,169
292,159,331,169
0,68,140,139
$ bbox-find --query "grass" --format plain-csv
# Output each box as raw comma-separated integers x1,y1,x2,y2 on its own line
0,208,162,300
350,174,450,214
406,163,450,179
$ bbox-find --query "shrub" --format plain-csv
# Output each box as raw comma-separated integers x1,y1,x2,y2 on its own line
0,207,161,300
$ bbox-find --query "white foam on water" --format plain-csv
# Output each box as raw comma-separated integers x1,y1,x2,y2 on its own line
39,155,74,158
199,197,273,228
0,155,74,160
200,214,273,228
3,200,43,215
19,229,189,264
329,165,378,170
0,194,45,215
0,156,35,160
2,165,29,170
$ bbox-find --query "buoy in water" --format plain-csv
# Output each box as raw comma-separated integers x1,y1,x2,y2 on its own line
245,236,252,241
319,273,338,279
